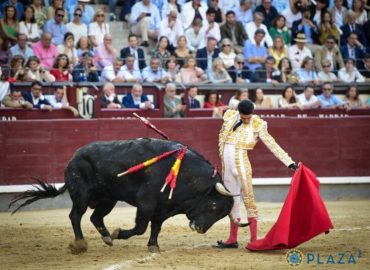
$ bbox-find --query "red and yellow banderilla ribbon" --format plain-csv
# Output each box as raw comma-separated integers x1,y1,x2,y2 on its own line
117,148,179,177
161,147,187,199
133,113,169,140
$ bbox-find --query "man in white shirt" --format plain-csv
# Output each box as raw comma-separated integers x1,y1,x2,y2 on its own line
119,55,142,83
181,0,208,30
288,33,313,71
159,10,184,49
202,8,221,44
296,85,321,109
245,12,273,47
101,58,125,82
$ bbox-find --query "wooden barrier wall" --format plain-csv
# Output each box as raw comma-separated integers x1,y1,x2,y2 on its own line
1,117,369,185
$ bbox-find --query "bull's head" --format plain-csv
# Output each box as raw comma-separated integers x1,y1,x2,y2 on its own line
186,181,248,234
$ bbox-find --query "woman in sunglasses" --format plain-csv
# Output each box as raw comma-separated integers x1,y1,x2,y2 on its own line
66,8,88,46
88,9,110,47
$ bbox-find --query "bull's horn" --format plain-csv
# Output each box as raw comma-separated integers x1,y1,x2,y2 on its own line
228,214,250,227
215,183,233,197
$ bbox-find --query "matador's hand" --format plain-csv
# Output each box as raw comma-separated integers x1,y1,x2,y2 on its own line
288,163,299,171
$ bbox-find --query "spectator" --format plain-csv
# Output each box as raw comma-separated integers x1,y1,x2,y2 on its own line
233,0,253,25
88,9,110,47
10,33,34,60
207,58,232,83
100,82,122,109
31,0,47,30
43,7,67,46
360,54,370,80
281,0,302,29
278,57,299,84
122,83,154,109
142,56,168,83
220,10,248,54
318,82,349,109
151,36,171,69
0,0,24,21
57,32,78,66
48,86,79,117
161,0,181,20
340,10,366,46
330,0,347,28
203,90,225,108
268,36,288,68
101,57,124,82
181,0,208,30
202,8,221,44
177,55,207,83
0,5,19,45
196,37,220,71
255,0,278,29
50,53,72,81
338,58,365,82
173,35,190,68
318,59,338,82
288,33,313,71
315,36,344,72
2,88,33,108
245,12,273,47
164,56,179,82
19,6,40,45
244,29,268,73
269,15,290,46
23,80,53,110
253,56,281,84
227,54,251,83
218,0,239,14
164,82,185,118
47,0,69,23
159,10,183,50
119,54,142,83
120,34,146,71
9,54,26,81
72,51,99,82
278,86,302,109
24,55,55,82
0,35,11,66
253,88,273,108
352,0,367,25
340,32,366,70
68,0,95,25
130,0,161,47
291,7,319,48
185,18,206,52
219,38,236,69
184,85,201,109
76,36,94,58
0,67,10,102
66,7,88,46
296,57,320,84
228,88,249,109
318,10,340,45
296,84,321,109
209,0,225,24
94,34,117,71
343,85,363,108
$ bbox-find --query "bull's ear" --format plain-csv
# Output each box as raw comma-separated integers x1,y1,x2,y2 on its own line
215,183,233,197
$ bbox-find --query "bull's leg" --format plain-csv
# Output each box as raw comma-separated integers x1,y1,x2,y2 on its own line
90,200,117,246
111,201,155,240
147,217,164,253
68,201,88,254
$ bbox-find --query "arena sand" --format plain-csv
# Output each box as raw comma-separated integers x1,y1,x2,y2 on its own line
0,201,369,270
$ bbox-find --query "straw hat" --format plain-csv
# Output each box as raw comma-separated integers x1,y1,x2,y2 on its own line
294,33,307,43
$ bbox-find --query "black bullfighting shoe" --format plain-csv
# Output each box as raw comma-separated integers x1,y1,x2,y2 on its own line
214,240,239,249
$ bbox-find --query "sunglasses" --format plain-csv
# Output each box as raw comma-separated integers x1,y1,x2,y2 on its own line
222,44,231,47
323,65,330,68
237,61,244,64
97,14,104,17
74,13,82,17
323,88,332,91
57,14,65,18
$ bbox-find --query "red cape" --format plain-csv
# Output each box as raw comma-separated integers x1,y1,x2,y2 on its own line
247,164,334,251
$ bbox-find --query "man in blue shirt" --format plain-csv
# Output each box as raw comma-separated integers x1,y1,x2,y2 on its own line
244,29,268,73
43,8,67,45
10,34,34,61
317,82,349,109
142,57,168,82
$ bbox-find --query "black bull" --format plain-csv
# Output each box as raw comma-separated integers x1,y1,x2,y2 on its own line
9,138,245,254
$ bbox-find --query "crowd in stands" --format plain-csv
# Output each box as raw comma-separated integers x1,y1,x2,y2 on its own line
1,0,370,116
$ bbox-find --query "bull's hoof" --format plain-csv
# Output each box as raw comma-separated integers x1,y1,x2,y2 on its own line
148,245,160,253
68,239,88,254
102,236,113,246
111,228,120,239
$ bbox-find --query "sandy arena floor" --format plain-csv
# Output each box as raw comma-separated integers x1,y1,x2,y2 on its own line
0,201,369,270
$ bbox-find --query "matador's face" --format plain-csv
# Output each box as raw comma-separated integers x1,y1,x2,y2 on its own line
239,113,252,125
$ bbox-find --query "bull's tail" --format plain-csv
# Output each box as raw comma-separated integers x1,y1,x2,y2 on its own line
8,178,67,214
